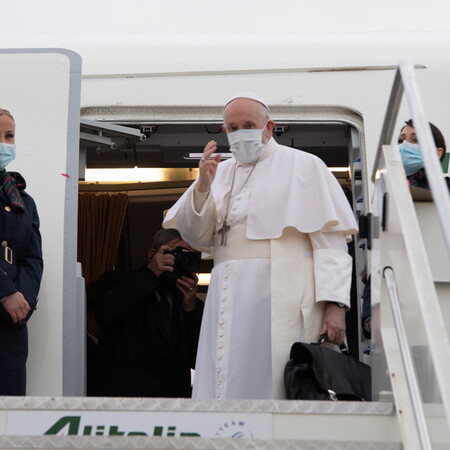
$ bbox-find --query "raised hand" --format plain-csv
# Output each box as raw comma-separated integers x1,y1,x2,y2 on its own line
196,140,222,193
176,273,199,311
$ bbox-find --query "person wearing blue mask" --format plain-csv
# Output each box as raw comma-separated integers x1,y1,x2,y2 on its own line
398,119,450,191
0,109,43,395
163,93,357,400
360,120,450,346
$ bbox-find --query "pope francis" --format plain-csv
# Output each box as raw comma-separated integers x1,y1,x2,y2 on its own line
163,92,358,400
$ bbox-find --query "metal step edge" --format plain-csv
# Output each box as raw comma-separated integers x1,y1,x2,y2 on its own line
0,435,402,450
0,397,395,415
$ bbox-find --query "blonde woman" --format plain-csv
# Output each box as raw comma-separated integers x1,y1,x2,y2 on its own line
0,109,43,395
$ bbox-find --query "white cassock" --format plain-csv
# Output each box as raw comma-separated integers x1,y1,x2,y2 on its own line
163,138,358,400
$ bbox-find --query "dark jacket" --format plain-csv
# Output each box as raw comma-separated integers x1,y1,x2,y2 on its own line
361,276,371,340
0,178,43,395
407,169,450,192
93,267,204,397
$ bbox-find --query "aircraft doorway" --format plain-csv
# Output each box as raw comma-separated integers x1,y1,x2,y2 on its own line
78,109,368,395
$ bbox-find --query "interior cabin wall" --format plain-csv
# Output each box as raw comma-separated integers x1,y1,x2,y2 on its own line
117,200,172,272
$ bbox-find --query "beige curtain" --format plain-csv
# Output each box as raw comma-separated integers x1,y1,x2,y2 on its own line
78,192,129,285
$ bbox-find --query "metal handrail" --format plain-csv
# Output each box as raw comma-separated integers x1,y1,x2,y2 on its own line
371,69,403,183
383,267,432,450
372,59,450,261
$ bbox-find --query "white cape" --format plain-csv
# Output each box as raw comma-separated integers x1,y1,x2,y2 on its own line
165,138,357,253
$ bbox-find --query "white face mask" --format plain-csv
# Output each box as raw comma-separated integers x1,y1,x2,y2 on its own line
0,143,16,170
227,124,267,164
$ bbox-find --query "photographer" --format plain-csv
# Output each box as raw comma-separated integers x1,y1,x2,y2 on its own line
93,228,204,397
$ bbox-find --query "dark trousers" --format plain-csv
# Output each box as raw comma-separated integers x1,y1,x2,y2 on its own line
0,324,27,395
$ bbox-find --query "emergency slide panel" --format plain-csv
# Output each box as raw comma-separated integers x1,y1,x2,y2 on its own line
0,49,82,396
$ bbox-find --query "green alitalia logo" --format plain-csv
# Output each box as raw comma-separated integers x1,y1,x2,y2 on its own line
44,416,200,437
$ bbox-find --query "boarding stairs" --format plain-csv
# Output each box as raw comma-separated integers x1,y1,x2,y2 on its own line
368,59,450,449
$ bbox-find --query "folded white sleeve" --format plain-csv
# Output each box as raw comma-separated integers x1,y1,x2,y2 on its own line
309,230,353,307
171,188,216,251
193,188,210,213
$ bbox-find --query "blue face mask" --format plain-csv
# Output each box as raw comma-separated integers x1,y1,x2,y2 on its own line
0,143,16,170
398,141,424,176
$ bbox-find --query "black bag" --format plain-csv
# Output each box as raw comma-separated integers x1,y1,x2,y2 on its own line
284,339,371,401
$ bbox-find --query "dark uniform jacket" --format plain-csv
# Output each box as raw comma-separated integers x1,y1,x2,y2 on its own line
93,267,204,397
0,172,43,395
407,168,450,191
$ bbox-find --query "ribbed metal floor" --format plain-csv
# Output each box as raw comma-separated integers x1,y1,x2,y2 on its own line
0,397,399,448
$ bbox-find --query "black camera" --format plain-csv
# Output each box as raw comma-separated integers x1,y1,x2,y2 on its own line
163,246,201,282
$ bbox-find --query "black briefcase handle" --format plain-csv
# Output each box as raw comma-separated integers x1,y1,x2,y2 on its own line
317,334,350,355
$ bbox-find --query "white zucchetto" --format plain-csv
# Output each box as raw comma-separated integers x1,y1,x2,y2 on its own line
224,92,270,113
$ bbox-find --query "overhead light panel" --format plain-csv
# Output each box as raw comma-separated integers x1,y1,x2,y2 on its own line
85,167,166,182
184,153,233,160
329,167,349,173
84,167,199,183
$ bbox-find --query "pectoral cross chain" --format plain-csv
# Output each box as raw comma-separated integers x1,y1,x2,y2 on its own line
217,162,256,247
218,220,231,246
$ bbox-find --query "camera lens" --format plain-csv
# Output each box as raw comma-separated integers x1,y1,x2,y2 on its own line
174,247,200,274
